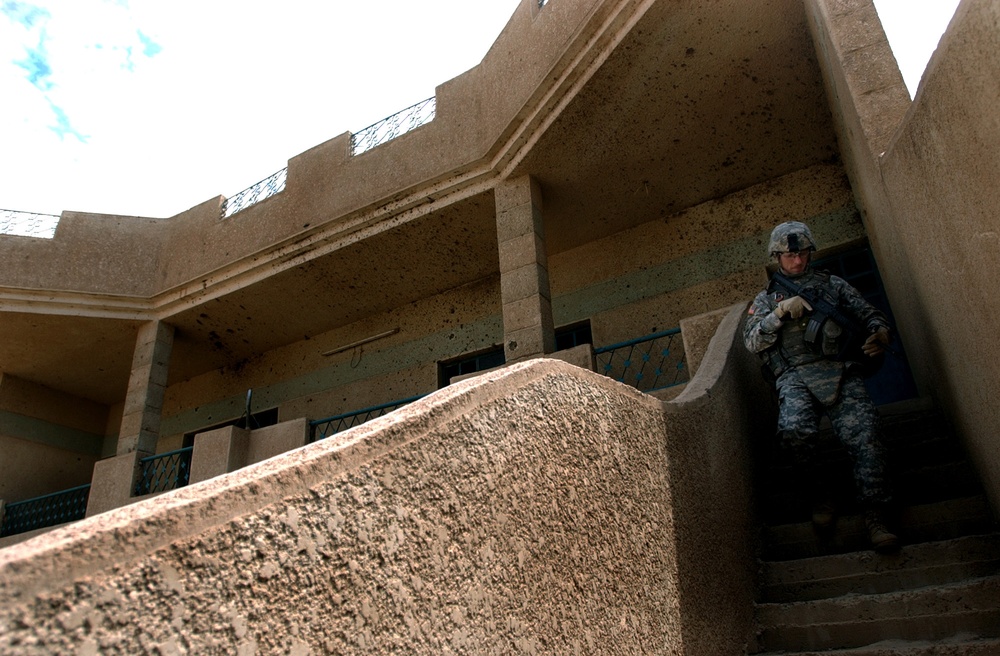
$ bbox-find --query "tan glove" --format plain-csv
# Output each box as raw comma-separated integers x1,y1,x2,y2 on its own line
863,327,890,357
774,296,813,320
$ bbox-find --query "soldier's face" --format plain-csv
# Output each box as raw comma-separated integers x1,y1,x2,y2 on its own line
779,250,810,275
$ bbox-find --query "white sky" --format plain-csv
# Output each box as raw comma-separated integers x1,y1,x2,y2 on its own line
0,0,960,219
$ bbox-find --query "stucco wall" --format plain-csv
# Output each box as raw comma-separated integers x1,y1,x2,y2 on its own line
0,435,97,503
550,162,868,344
1,360,691,654
807,0,1000,512
0,375,107,502
876,0,1000,510
153,276,503,450
664,303,772,655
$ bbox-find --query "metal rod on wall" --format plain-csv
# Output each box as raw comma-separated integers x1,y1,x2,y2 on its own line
321,328,400,357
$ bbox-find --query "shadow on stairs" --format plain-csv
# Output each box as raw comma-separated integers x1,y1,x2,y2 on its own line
750,399,1000,655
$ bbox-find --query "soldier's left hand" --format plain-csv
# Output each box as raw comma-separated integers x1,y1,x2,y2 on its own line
863,328,890,357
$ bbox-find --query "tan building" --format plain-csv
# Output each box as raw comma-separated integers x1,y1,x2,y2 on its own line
1,0,998,653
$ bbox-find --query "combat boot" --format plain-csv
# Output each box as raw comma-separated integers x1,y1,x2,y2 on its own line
864,510,900,554
811,500,836,529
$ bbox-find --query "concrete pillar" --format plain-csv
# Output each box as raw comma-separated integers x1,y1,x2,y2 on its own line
495,175,555,362
118,320,174,456
87,320,174,517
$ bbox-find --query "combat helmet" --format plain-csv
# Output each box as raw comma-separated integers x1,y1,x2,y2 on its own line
768,221,816,258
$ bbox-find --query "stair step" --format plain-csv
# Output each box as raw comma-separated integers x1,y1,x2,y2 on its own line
755,635,1000,655
763,496,997,561
755,575,1000,653
761,459,983,525
761,533,1000,602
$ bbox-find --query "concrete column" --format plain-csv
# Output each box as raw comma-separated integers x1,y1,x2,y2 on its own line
495,175,555,362
118,320,174,456
86,321,174,517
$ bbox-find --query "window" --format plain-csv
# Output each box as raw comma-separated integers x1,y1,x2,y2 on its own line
438,346,506,388
182,407,279,448
555,321,592,351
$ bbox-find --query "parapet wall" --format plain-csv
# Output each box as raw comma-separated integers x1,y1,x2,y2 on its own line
0,0,613,301
0,311,764,655
1,359,685,653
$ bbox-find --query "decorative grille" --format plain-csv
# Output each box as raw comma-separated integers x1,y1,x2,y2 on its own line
134,447,194,496
221,167,288,218
0,484,90,537
351,97,436,156
594,328,688,392
1,209,60,239
310,394,426,442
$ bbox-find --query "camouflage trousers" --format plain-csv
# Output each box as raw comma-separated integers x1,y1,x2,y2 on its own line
776,370,892,508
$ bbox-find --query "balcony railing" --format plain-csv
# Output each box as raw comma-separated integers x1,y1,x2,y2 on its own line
1,209,60,239
221,167,288,219
0,484,91,538
134,447,194,496
223,96,437,218
351,96,436,156
594,328,688,393
310,394,426,442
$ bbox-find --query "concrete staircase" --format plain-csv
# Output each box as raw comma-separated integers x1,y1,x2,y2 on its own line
751,401,1000,655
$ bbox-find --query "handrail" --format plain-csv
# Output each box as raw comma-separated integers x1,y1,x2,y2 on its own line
221,167,288,218
594,327,682,354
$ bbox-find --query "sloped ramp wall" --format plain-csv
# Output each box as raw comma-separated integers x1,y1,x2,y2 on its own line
1,359,685,654
665,303,774,655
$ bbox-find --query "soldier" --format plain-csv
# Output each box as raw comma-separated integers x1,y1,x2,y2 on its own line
744,221,898,553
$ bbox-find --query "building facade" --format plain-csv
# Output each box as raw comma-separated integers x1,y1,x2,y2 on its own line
2,0,1000,652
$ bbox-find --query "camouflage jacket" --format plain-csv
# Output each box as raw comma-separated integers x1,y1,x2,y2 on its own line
743,268,889,404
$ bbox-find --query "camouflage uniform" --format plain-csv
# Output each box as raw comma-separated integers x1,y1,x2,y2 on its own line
744,266,893,508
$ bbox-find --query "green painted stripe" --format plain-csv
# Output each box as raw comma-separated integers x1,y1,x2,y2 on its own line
162,314,504,436
553,205,863,323
162,205,862,437
0,410,104,457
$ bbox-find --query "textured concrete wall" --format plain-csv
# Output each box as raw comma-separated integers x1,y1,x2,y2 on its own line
0,359,701,654
807,0,1000,511
875,0,1000,510
549,163,867,345
0,375,106,502
0,435,97,504
155,277,503,450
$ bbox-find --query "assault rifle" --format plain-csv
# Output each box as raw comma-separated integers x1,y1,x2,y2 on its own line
771,270,893,365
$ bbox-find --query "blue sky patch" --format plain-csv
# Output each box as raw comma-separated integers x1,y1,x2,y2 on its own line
15,38,52,90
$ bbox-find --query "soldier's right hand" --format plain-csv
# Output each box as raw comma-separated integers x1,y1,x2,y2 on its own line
775,296,813,320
